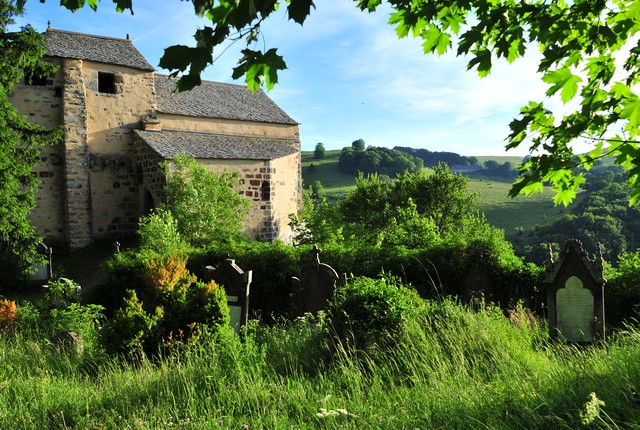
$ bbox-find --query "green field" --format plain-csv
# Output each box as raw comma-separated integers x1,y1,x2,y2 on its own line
302,150,356,204
301,151,566,236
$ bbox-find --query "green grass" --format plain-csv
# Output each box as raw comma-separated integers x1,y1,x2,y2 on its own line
466,175,579,235
2,299,640,428
302,150,355,203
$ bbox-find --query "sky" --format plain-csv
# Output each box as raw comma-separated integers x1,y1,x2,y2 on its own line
13,0,559,157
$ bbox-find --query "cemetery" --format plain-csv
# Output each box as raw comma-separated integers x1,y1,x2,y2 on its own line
1,160,639,428
3,0,640,426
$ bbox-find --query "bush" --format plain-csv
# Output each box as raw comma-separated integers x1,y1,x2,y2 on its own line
327,275,419,352
605,251,640,326
101,289,159,356
0,298,17,332
161,154,250,246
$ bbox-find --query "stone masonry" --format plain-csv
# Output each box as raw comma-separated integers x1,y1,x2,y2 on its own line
62,58,93,249
10,28,301,249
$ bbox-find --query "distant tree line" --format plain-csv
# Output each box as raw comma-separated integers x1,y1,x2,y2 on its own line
339,140,423,177
481,160,518,179
394,147,477,167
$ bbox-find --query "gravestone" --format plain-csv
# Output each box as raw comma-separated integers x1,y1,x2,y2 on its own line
463,262,493,305
53,330,84,355
545,240,606,342
30,243,53,284
292,246,340,316
204,259,252,333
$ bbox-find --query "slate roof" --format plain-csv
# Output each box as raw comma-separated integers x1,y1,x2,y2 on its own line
155,75,298,125
44,29,155,71
135,130,299,161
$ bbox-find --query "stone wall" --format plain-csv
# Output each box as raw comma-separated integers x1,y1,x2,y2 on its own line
9,58,66,240
11,52,301,248
134,137,167,214
158,113,299,139
61,58,93,249
195,157,300,241
81,61,156,240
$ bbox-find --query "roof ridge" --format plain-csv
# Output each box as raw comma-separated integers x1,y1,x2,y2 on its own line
45,28,132,44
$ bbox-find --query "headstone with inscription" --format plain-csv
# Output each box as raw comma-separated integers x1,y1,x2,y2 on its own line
545,240,606,342
204,259,252,333
292,245,340,316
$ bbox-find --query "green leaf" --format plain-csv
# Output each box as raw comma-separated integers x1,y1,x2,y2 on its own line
389,10,411,39
175,74,202,92
112,0,133,14
553,187,577,206
467,48,492,77
159,46,199,73
287,0,315,25
620,98,640,133
542,68,582,103
59,0,85,11
421,24,450,55
233,48,287,92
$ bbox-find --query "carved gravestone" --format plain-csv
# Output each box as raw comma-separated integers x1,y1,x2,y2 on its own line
545,240,606,342
204,259,252,333
292,246,340,316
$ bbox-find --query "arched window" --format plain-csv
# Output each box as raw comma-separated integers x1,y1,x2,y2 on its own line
261,181,271,201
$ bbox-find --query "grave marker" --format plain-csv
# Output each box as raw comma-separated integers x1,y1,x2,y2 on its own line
292,245,340,316
545,240,606,342
204,259,252,333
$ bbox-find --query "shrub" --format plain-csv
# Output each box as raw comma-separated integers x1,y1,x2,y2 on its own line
327,275,419,352
161,154,250,246
101,290,159,356
0,298,17,332
605,251,640,325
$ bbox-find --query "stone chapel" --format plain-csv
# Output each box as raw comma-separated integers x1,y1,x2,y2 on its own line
9,28,302,249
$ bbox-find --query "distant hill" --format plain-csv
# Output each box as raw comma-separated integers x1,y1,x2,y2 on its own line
301,150,564,241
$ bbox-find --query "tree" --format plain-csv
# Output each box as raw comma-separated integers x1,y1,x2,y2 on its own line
352,139,365,152
313,142,325,159
390,165,477,234
34,0,640,204
1,2,62,280
161,154,250,246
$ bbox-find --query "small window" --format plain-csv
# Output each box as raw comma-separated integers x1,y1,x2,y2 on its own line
261,181,271,201
24,69,48,86
98,72,116,94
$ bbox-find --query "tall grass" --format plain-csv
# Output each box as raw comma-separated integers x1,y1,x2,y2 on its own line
1,299,639,428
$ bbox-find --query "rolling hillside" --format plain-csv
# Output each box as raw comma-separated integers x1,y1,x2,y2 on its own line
301,150,569,237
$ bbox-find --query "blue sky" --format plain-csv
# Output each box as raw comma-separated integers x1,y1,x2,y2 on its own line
14,0,555,156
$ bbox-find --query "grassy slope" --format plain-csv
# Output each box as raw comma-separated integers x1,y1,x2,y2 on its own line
3,302,640,428
301,151,567,235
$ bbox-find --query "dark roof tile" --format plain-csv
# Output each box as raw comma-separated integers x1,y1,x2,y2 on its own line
135,130,299,160
155,75,297,125
44,29,155,71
